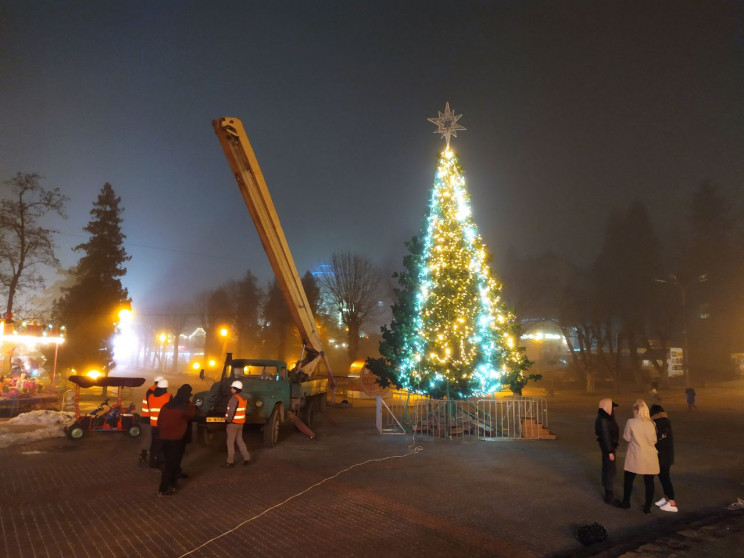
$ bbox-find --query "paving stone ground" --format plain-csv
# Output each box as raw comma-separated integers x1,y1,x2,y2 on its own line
1,378,742,557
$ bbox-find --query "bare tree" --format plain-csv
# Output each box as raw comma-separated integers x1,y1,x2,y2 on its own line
151,300,194,373
318,252,386,362
0,173,68,318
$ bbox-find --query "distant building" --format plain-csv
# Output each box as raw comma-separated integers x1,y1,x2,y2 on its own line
519,319,570,376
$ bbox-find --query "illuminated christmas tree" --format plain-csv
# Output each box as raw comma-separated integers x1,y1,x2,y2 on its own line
395,103,530,399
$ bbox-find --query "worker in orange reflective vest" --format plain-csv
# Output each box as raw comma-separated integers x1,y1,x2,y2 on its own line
139,375,164,464
222,380,251,468
147,378,171,469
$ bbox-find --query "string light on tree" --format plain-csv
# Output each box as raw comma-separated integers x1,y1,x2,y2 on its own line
398,103,530,399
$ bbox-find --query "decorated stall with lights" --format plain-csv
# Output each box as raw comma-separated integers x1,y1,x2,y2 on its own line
0,320,65,415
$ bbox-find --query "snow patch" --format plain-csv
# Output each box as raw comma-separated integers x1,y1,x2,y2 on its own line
8,410,76,427
0,410,76,449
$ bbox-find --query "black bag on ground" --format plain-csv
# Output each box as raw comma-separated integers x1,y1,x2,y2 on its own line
576,522,608,546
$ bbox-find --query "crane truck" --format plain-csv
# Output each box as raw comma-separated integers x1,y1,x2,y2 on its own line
193,117,334,447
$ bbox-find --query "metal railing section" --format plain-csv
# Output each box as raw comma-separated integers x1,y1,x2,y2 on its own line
376,392,550,441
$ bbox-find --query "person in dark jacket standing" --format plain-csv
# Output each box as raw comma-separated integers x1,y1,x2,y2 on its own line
157,384,196,496
650,404,678,512
595,398,620,504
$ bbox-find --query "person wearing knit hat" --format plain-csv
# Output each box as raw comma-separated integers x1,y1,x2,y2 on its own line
157,384,196,496
595,398,620,504
139,375,166,464
650,404,678,512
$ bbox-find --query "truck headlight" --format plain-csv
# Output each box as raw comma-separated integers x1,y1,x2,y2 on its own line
194,396,204,407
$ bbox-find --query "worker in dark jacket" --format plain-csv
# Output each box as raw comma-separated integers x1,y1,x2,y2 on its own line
157,384,196,496
595,398,620,504
650,404,678,512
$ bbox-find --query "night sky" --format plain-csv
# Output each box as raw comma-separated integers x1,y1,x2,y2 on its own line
2,1,743,312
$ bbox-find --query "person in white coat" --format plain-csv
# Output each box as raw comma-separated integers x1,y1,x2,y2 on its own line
617,399,660,514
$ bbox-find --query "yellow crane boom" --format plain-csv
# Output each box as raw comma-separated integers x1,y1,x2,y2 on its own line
212,117,333,383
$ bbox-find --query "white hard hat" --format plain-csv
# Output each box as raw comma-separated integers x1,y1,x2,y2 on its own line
154,375,164,383
157,379,169,389
231,380,243,390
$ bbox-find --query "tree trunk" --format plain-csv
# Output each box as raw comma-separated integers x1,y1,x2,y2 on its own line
347,321,360,362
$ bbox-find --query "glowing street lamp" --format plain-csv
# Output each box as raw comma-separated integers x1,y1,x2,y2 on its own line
219,327,229,356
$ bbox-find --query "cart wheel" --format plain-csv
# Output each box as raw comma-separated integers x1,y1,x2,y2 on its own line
128,424,141,438
67,425,85,440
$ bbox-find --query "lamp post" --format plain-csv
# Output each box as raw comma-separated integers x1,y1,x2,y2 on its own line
158,332,167,371
219,327,229,357
655,274,707,389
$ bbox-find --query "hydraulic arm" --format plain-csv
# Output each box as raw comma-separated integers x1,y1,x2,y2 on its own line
212,117,333,384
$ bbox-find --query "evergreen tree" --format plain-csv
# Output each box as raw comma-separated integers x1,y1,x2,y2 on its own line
301,271,321,317
54,183,130,372
682,183,741,378
376,104,530,399
367,236,422,390
262,278,294,362
234,271,261,356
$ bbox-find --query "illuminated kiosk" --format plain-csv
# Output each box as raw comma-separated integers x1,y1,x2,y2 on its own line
0,320,65,415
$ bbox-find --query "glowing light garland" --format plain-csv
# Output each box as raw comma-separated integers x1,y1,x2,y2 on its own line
398,135,526,398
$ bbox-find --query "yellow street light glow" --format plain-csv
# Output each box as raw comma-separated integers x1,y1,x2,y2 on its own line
158,332,167,343
219,327,229,338
192,362,201,371
86,369,102,379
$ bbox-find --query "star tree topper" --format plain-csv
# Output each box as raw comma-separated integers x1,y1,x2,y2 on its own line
428,102,466,147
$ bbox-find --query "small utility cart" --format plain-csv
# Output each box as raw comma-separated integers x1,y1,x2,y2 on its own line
64,375,145,440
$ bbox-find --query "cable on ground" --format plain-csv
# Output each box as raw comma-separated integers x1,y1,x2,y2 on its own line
179,443,422,557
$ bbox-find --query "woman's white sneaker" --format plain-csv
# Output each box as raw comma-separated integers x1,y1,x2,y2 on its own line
655,498,668,507
660,502,678,512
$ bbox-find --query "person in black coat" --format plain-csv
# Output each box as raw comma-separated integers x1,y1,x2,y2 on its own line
157,384,196,496
595,398,620,504
650,404,678,512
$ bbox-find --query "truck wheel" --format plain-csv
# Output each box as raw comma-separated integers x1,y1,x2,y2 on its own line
304,399,316,428
264,406,280,447
127,424,141,438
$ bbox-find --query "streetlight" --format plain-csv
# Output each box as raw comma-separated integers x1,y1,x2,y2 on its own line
219,327,229,356
654,274,708,388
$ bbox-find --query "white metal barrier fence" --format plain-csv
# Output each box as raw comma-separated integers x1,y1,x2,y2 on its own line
376,392,552,441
